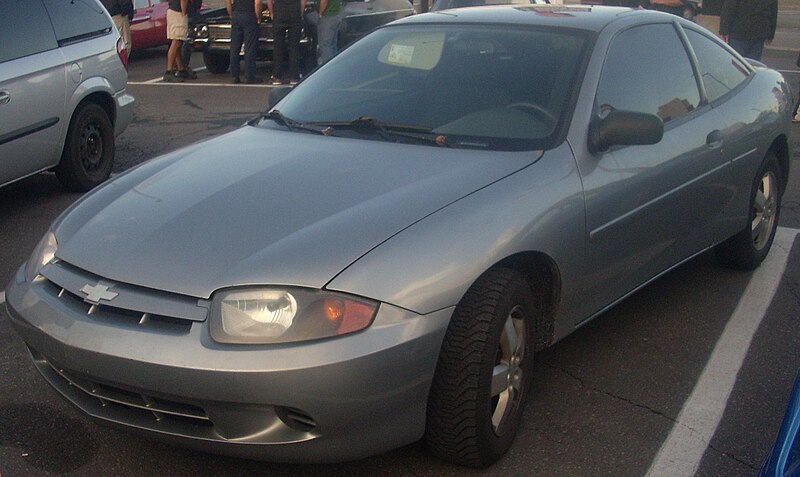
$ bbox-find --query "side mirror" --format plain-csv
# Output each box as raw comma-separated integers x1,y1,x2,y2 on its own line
267,85,293,109
588,110,664,154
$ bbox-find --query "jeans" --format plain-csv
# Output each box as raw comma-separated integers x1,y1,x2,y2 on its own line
273,21,302,80
230,11,259,80
316,10,344,66
728,38,765,61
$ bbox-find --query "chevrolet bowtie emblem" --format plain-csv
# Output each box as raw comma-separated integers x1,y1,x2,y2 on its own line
79,283,119,305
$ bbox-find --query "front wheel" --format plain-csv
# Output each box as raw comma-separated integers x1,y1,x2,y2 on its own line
203,51,230,74
55,103,114,192
426,268,536,467
715,153,782,270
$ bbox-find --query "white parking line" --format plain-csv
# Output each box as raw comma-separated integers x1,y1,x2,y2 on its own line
129,67,273,87
128,80,272,88
646,226,800,477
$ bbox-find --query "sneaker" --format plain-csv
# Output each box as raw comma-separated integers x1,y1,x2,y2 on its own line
162,70,183,83
245,77,263,84
184,66,198,80
288,78,299,86
175,69,190,81
269,75,282,85
231,76,241,84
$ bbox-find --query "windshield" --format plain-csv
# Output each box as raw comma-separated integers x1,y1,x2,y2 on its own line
266,24,588,151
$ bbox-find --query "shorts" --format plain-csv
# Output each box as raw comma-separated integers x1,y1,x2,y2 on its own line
166,9,189,41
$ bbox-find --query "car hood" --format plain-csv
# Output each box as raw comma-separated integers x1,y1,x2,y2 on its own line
54,126,540,299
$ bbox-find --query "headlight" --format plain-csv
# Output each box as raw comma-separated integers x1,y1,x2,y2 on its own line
210,287,378,344
24,232,58,283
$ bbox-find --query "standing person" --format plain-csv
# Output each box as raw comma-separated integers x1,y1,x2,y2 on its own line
720,0,777,61
100,0,134,55
315,0,344,66
268,0,306,85
164,0,191,82
180,0,202,79
227,0,262,84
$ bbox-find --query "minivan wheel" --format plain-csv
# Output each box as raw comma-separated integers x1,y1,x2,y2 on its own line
55,103,114,192
715,153,781,270
203,51,230,74
426,268,535,467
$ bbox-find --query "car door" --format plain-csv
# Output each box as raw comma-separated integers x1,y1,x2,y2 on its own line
574,22,731,318
0,0,66,187
682,27,765,243
131,0,157,49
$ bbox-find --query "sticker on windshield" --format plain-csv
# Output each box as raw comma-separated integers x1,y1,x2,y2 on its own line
387,44,415,65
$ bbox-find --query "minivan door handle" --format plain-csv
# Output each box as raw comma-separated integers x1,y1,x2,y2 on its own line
0,91,9,105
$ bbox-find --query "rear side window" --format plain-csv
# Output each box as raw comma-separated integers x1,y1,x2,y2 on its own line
0,0,58,63
42,0,112,45
685,29,749,103
596,23,700,124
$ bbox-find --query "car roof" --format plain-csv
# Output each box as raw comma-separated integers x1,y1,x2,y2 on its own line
392,5,667,32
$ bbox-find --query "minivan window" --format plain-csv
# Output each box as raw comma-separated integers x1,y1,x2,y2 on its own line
42,0,111,45
0,0,58,63
596,23,700,123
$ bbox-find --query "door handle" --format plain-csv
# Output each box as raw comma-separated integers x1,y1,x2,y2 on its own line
706,129,723,149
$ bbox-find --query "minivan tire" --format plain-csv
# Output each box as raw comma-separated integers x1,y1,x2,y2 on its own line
55,103,114,192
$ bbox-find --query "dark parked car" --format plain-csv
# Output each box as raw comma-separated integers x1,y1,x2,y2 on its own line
6,5,791,468
192,0,414,74
581,0,702,21
429,0,548,11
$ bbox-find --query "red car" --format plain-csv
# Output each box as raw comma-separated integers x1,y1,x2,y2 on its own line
130,0,170,50
130,0,211,51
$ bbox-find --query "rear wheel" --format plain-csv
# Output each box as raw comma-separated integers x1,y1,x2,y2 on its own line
203,51,230,74
715,153,781,270
426,268,535,467
55,103,114,192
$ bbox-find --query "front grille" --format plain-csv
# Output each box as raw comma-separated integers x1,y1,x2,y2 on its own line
50,360,212,426
207,24,230,41
39,260,208,335
27,346,217,437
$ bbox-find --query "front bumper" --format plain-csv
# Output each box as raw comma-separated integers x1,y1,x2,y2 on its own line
4,265,452,462
114,89,135,137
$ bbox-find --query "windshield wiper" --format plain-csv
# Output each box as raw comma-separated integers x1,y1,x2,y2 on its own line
261,110,324,135
310,117,450,147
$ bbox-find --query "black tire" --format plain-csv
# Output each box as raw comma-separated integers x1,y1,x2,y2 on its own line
426,268,536,467
203,51,230,74
55,103,114,192
715,153,782,270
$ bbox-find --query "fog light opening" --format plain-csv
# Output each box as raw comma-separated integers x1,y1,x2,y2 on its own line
276,406,317,432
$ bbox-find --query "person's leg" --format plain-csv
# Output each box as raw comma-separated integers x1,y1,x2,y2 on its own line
243,15,259,81
181,23,194,75
316,15,336,66
112,15,132,55
273,23,287,82
287,22,301,81
230,14,244,81
747,40,765,61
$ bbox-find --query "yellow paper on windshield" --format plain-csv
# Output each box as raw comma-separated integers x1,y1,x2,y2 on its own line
379,33,445,70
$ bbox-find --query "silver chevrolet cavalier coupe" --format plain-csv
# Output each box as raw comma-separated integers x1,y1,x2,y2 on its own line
5,5,791,467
